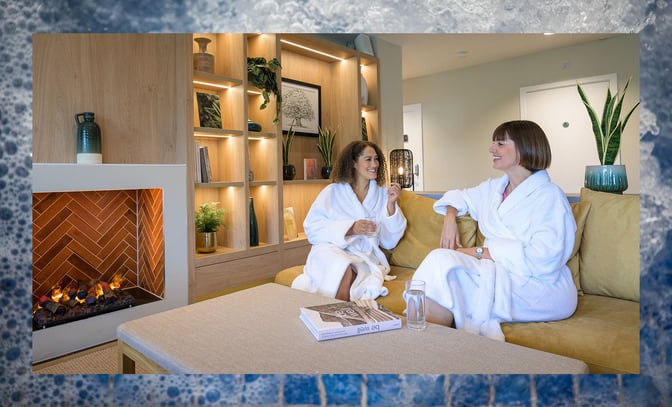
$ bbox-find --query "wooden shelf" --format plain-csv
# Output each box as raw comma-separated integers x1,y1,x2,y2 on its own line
194,128,243,138
195,181,244,188
193,71,242,89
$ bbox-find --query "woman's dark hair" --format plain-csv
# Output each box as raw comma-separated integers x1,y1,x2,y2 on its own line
492,120,552,171
332,140,388,186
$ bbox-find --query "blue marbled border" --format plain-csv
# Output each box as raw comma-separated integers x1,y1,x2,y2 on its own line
1,1,669,405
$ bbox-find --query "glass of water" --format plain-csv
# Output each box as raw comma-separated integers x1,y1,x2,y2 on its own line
404,280,426,330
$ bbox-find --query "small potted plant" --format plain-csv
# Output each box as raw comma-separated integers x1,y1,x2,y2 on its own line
577,77,639,194
194,202,226,253
317,126,336,179
282,122,296,180
247,57,282,124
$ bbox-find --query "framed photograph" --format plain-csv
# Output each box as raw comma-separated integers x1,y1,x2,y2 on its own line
282,78,321,137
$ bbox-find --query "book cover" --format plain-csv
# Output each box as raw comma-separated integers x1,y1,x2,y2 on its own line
303,158,317,180
283,207,298,240
300,299,401,341
196,92,222,129
194,141,202,183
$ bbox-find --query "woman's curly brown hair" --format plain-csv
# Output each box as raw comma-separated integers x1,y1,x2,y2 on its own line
331,140,388,186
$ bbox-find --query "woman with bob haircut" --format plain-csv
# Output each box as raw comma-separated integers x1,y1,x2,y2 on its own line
292,140,407,301
412,120,577,340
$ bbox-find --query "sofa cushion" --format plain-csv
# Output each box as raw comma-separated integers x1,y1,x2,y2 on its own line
390,190,478,269
578,188,639,301
501,294,639,374
567,200,592,296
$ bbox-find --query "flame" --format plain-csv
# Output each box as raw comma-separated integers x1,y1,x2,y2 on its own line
51,285,63,302
95,283,104,298
110,274,123,290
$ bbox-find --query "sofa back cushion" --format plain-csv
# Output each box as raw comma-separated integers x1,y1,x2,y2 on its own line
567,200,592,296
578,188,640,301
390,191,478,269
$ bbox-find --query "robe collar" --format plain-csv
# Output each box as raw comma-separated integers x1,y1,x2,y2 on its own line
497,170,550,214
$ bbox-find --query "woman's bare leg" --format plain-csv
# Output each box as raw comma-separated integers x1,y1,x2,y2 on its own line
425,297,455,327
335,265,357,301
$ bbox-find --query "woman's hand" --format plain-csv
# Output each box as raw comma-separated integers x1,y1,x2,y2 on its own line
440,208,462,249
349,219,377,236
387,182,401,215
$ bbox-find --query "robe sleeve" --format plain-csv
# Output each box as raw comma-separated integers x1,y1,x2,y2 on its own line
303,184,356,249
378,203,407,250
432,179,494,220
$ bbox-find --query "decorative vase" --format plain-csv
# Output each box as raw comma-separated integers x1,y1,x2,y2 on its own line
193,37,214,73
247,119,262,132
584,165,628,194
196,231,217,253
283,164,296,180
321,166,332,179
249,197,259,247
75,112,102,164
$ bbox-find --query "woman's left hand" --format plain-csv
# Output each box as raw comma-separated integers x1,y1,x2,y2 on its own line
387,183,401,215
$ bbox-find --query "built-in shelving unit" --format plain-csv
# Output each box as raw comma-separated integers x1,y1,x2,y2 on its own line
187,33,381,299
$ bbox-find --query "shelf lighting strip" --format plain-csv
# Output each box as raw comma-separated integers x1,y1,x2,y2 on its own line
280,39,344,61
193,80,230,89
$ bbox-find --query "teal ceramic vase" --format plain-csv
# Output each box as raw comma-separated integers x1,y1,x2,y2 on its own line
249,197,259,246
584,165,628,194
75,112,102,164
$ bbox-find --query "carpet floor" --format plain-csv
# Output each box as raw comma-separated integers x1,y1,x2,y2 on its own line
32,341,150,374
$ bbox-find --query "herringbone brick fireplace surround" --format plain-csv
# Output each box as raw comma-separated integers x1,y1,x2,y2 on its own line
32,164,189,363
32,188,165,306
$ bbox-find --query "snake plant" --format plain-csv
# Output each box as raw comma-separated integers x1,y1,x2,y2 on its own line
317,126,336,167
577,77,640,166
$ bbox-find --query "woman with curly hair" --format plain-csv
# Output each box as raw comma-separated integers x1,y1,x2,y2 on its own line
292,140,407,301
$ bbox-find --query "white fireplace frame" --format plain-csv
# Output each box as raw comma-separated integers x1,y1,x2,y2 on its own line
32,163,189,363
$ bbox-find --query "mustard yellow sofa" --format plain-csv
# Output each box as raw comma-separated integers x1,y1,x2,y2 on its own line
275,188,640,374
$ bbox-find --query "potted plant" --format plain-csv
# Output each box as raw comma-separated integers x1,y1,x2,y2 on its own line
577,77,639,194
282,122,296,180
247,57,282,124
317,126,336,179
194,202,226,253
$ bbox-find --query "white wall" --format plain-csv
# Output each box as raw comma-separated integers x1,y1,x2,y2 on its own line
402,35,640,193
372,37,404,158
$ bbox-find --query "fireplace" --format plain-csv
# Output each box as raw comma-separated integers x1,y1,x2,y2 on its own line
32,164,188,363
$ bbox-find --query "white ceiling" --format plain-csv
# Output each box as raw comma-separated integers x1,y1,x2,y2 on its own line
370,33,620,79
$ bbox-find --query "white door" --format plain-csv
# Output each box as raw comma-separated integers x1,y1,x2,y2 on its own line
403,104,424,191
520,74,617,195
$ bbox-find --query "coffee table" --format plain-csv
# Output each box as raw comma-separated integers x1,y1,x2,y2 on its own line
117,283,588,374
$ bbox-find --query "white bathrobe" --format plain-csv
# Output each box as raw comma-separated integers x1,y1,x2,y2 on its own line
292,180,407,300
413,170,577,340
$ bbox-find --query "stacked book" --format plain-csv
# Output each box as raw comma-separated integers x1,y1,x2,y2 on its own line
194,141,212,183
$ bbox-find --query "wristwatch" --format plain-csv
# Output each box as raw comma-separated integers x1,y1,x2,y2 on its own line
475,246,484,260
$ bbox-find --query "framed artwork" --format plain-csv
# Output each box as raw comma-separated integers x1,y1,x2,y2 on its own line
282,78,321,136
303,158,318,180
196,92,222,129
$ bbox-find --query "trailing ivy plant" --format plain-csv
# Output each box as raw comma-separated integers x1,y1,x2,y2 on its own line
247,57,282,124
577,77,640,166
195,202,226,233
